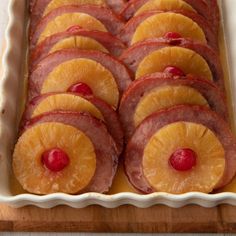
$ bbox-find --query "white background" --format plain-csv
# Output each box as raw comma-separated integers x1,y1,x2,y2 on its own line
0,0,8,51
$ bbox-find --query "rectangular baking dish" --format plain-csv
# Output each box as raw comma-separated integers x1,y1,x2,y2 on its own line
0,0,236,208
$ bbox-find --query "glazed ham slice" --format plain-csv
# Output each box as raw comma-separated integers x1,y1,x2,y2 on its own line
29,49,132,100
24,111,119,193
125,105,236,193
30,29,125,67
30,5,125,47
30,0,126,18
119,10,218,50
119,73,228,141
120,0,219,30
22,93,124,155
120,38,224,89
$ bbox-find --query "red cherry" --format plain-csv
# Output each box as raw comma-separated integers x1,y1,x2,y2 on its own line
42,148,70,172
169,148,197,171
66,25,82,33
68,82,93,96
164,32,182,39
163,66,185,76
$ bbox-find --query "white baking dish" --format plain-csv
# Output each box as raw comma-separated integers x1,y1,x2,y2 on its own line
0,0,236,208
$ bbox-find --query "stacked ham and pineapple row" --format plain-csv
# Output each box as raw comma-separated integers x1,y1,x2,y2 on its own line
119,0,236,194
12,0,236,195
13,0,130,194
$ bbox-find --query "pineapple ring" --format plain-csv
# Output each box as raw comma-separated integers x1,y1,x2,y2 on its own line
136,46,213,80
143,122,225,194
13,122,96,194
135,0,196,16
43,0,106,16
131,12,207,45
41,58,119,108
32,94,104,121
49,36,108,54
38,13,107,44
134,86,209,127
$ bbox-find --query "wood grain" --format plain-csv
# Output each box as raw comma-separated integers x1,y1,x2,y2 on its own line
0,204,236,232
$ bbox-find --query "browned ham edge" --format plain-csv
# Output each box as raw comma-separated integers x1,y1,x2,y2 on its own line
24,111,119,193
119,73,228,141
118,10,218,50
30,0,126,24
125,105,236,193
120,38,224,90
30,5,125,48
29,49,132,101
30,29,125,67
22,92,124,155
120,0,219,31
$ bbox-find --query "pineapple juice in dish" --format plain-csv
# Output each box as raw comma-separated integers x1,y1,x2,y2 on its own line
9,0,235,196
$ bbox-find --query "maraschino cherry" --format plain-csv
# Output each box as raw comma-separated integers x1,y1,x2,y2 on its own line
42,148,70,172
169,148,197,171
68,82,93,96
164,32,182,39
66,25,82,33
163,66,185,76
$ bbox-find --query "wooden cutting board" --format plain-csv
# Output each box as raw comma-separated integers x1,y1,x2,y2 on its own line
0,204,236,232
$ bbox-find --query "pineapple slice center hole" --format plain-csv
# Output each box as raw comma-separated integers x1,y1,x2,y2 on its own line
42,148,70,172
164,32,182,39
169,148,197,171
143,122,225,194
68,82,93,96
163,66,185,76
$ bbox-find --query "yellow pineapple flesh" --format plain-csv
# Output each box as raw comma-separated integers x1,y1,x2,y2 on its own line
136,46,213,80
108,161,139,194
43,0,106,16
13,122,96,194
134,86,209,127
49,36,108,54
38,13,107,44
131,12,207,45
135,0,195,16
143,122,225,194
41,58,119,108
32,94,104,121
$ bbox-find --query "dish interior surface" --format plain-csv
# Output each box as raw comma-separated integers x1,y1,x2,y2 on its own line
0,0,236,208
